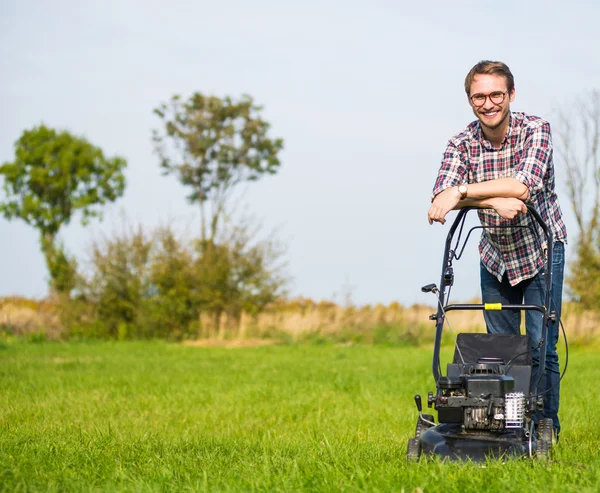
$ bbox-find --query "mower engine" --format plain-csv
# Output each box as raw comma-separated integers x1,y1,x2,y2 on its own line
434,359,525,432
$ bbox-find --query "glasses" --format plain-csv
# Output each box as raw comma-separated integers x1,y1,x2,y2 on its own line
470,91,508,107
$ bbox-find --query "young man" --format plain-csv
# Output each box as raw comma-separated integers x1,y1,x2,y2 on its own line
427,60,567,439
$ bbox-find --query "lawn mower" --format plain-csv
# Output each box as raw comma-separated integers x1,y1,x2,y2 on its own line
407,205,558,462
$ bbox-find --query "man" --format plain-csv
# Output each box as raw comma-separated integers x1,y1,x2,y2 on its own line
428,60,567,439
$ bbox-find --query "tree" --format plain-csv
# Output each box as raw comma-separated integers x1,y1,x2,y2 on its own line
0,124,127,294
554,91,600,308
152,93,283,241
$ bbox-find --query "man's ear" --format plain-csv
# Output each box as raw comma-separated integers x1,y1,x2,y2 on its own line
509,89,516,103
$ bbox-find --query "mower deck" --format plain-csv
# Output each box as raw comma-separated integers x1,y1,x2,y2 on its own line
418,424,534,461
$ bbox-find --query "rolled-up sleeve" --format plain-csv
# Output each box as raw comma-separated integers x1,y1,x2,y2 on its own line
432,141,469,197
512,121,552,195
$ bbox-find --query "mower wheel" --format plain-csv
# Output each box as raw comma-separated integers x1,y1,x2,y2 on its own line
536,418,554,460
407,437,421,462
415,414,435,438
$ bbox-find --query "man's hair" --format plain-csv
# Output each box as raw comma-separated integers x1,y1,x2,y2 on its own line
464,60,515,95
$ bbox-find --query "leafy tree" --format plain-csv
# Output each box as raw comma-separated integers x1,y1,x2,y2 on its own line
0,125,127,294
152,93,283,241
554,91,600,308
151,93,287,337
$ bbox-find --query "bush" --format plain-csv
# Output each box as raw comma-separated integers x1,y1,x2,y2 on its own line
568,239,600,310
67,216,287,340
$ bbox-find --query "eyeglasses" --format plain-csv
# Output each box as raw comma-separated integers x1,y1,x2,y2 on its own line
470,91,509,107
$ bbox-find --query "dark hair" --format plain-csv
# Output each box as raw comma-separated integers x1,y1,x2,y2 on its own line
464,60,515,95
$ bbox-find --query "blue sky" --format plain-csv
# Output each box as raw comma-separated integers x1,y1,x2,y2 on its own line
1,0,599,306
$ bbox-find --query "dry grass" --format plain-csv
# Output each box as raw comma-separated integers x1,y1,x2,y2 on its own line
0,296,61,339
1,295,598,345
212,297,600,345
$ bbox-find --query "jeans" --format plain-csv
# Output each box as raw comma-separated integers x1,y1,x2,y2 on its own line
480,242,565,435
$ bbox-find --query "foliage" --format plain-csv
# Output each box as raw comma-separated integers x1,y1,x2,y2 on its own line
565,240,600,309
142,226,200,339
0,124,127,294
84,223,154,339
152,93,283,241
75,217,286,339
555,91,600,308
194,218,288,335
44,239,79,295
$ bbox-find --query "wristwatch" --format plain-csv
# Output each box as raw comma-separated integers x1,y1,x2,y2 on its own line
457,184,468,200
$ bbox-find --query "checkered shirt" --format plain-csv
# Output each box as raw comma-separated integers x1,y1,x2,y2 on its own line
432,112,567,285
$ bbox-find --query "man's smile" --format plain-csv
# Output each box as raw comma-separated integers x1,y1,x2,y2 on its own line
481,110,499,119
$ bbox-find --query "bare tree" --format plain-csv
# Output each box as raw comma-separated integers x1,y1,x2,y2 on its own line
554,90,600,308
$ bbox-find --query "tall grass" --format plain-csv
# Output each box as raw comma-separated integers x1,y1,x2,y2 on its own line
0,340,598,492
2,296,599,345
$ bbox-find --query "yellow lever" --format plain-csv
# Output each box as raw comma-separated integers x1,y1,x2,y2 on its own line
484,303,503,311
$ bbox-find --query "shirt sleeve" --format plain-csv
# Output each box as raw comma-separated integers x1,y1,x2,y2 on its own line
512,121,552,195
432,140,470,197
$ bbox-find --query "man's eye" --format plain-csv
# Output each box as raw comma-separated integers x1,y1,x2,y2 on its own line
472,95,485,101
490,92,503,98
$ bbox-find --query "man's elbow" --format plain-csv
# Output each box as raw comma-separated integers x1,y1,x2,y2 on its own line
516,183,529,201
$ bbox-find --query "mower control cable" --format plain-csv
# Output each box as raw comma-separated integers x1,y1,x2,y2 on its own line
490,296,569,401
504,340,543,374
530,316,569,400
428,286,466,367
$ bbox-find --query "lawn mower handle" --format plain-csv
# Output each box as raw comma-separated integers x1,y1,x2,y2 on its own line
431,204,554,391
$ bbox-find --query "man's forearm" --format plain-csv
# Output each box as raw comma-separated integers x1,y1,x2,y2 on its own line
453,197,496,210
454,196,528,220
465,177,529,201
428,181,528,225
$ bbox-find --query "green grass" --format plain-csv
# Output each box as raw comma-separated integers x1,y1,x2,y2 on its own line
0,340,598,492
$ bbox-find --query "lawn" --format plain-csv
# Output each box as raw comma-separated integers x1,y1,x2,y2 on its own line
0,340,598,492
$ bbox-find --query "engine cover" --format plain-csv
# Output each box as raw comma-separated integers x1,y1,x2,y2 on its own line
461,375,515,398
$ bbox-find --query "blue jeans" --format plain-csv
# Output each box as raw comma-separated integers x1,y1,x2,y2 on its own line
480,242,564,435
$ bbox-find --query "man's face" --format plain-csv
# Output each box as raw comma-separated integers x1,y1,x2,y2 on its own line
468,74,515,132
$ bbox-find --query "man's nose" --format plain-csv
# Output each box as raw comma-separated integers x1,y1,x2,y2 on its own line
482,97,495,110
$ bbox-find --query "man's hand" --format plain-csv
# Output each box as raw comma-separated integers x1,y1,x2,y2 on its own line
428,187,461,225
490,197,528,219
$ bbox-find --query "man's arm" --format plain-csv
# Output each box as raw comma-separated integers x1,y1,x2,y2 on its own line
512,120,552,195
459,196,528,219
462,177,529,201
428,181,528,225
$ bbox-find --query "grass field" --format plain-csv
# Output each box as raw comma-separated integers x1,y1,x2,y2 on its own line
1,340,599,492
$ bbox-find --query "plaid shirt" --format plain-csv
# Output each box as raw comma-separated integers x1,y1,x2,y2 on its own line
432,112,567,285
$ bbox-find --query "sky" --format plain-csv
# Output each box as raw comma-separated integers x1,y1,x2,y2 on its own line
1,0,599,307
